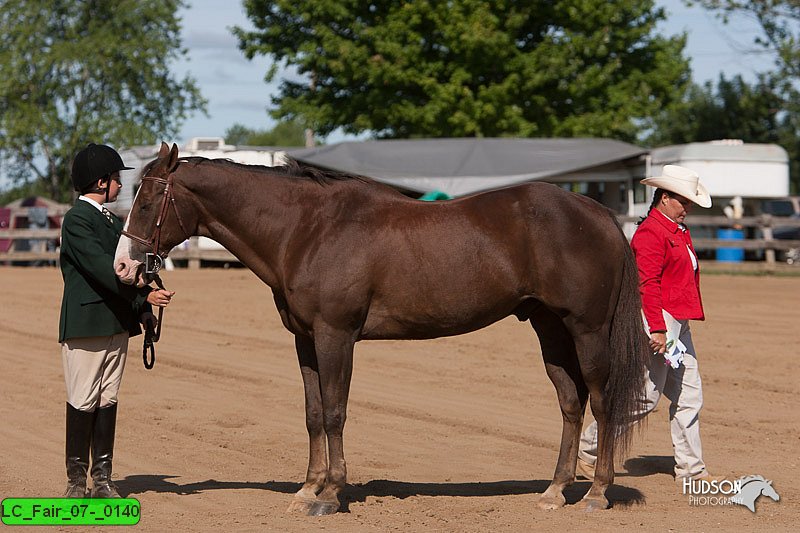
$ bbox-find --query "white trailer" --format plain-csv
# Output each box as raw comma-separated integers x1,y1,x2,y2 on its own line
645,140,789,216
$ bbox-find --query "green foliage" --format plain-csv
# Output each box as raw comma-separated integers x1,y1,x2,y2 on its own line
234,0,690,140
0,0,207,203
224,121,309,147
689,1,800,80
0,179,52,207
646,75,783,145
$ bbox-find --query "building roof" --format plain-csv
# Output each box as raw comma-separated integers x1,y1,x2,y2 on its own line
650,141,789,165
289,138,647,196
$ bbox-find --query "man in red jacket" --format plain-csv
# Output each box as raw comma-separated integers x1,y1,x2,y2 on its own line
577,165,716,483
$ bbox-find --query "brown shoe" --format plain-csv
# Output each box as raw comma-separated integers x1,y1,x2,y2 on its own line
677,471,728,493
576,457,596,481
682,471,726,482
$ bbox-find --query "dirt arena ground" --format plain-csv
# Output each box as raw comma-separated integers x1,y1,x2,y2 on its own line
1,266,797,531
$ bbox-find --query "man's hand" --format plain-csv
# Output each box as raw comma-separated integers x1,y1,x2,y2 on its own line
147,288,175,307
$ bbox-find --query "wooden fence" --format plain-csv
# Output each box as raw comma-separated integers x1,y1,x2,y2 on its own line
2,209,800,268
0,205,70,263
619,214,800,265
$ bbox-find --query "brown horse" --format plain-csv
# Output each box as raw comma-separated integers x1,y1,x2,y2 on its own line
115,142,648,515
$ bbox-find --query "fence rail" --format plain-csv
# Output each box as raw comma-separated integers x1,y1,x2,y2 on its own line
619,215,800,265
2,211,800,267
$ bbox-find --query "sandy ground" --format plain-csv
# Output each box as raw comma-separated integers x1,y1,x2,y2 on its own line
0,266,797,532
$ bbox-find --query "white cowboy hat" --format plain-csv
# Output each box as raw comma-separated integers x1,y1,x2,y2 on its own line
641,165,712,208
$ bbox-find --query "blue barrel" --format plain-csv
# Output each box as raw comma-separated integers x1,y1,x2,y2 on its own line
716,228,744,262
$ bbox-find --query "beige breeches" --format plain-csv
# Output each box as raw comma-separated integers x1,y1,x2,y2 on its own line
61,333,129,412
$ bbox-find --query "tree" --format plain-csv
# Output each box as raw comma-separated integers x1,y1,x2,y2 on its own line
0,0,207,203
646,74,783,146
225,120,309,147
689,1,800,80
234,0,690,141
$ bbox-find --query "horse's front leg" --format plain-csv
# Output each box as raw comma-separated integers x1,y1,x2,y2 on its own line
530,312,588,510
286,334,328,514
307,325,356,516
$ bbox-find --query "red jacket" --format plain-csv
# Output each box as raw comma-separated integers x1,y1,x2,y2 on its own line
631,209,705,333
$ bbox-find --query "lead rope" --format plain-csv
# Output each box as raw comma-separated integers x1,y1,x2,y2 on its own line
142,274,166,370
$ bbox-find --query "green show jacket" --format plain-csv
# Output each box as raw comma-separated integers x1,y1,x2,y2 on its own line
58,199,152,343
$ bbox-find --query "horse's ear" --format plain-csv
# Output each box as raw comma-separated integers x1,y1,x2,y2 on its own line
166,143,180,172
158,142,170,158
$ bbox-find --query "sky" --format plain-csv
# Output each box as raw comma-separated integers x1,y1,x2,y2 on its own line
173,0,770,146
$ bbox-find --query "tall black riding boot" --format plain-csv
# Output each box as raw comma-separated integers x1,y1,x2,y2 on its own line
65,403,93,498
90,403,120,498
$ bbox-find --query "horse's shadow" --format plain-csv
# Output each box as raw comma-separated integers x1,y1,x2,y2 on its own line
341,479,644,511
117,475,645,510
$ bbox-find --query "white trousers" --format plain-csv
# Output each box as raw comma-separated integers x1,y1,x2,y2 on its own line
578,320,707,479
61,333,129,412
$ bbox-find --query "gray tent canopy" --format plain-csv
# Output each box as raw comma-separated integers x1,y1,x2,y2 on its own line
288,138,647,197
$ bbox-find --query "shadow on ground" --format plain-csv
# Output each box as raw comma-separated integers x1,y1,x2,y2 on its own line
118,475,645,511
622,455,675,478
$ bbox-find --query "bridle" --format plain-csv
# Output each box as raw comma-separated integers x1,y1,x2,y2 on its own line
121,171,190,369
121,173,190,276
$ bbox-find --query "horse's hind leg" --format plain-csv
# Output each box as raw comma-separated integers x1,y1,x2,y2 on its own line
572,330,614,512
529,308,588,510
287,334,328,514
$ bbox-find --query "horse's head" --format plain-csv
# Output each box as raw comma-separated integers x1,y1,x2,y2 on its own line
115,142,192,287
761,480,780,502
736,475,781,511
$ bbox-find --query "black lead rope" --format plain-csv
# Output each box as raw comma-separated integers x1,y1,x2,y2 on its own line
142,274,166,370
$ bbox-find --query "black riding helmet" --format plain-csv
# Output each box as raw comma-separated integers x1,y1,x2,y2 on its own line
71,143,133,192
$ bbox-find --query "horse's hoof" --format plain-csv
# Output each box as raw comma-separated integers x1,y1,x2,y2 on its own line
575,496,609,512
307,501,339,516
537,494,566,510
286,498,315,514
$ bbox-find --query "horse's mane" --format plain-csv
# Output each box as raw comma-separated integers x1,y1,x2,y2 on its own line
140,158,159,177
739,475,769,485
176,156,373,186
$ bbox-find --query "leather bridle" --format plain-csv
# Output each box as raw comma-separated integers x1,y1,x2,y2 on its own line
121,174,190,275
121,172,190,370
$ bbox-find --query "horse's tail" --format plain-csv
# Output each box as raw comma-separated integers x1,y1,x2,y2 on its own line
601,230,649,462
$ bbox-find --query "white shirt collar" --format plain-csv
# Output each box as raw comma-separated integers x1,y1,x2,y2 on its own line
78,195,105,212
